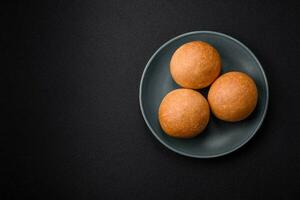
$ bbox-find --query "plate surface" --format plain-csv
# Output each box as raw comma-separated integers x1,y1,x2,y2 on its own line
139,31,269,158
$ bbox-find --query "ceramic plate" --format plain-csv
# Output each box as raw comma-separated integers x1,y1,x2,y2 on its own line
139,31,269,158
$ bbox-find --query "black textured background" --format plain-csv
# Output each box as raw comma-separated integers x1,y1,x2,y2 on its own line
4,0,300,199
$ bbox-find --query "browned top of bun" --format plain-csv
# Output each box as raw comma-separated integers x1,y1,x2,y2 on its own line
159,88,210,138
208,71,258,122
170,41,221,89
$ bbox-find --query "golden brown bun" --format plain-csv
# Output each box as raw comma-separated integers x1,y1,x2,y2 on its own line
170,41,221,89
208,71,258,122
158,89,210,138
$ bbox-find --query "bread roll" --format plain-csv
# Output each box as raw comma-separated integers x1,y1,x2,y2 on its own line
208,71,258,122
170,41,221,89
158,89,210,138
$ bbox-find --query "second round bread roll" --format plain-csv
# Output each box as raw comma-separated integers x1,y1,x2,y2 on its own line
170,41,221,89
158,88,210,138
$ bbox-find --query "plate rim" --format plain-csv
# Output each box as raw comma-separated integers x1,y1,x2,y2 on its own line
139,31,269,158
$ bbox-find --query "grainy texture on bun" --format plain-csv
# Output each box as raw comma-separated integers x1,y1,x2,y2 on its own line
170,41,221,89
208,71,258,122
158,89,210,138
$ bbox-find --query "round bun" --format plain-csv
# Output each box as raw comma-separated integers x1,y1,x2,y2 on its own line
208,71,258,122
170,41,221,89
158,88,210,138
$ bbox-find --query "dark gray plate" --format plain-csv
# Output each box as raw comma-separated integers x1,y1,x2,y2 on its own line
139,31,269,158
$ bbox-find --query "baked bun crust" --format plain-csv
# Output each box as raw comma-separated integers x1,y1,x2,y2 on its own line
170,41,221,89
158,89,210,138
208,71,258,122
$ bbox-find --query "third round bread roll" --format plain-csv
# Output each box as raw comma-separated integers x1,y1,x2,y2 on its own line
208,71,258,122
170,41,221,89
